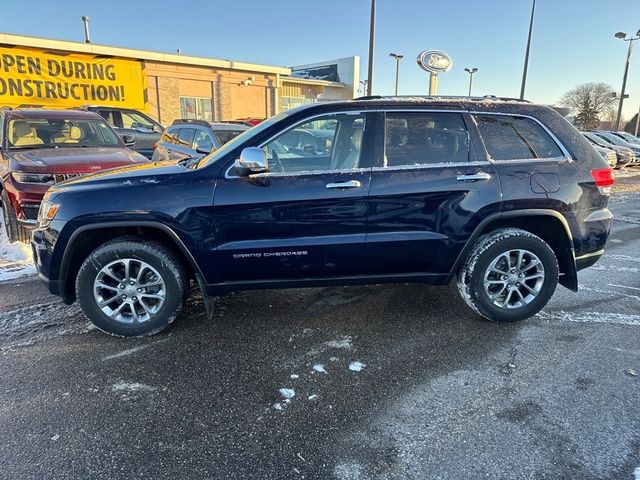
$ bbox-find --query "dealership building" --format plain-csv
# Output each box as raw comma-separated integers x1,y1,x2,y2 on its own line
0,33,359,124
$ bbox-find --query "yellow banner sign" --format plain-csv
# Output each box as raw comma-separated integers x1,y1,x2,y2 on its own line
0,46,146,109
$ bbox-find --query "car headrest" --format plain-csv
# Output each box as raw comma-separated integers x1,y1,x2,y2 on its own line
69,126,82,140
12,121,32,138
352,128,363,151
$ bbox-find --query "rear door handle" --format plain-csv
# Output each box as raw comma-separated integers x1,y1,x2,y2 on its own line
326,180,361,189
456,172,492,182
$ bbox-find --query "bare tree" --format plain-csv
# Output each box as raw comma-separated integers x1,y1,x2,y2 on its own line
561,83,616,130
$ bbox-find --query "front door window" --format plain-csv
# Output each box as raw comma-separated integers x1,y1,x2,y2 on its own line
262,113,367,174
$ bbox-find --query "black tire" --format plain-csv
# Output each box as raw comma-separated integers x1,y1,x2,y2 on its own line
1,190,31,244
76,238,187,337
457,228,559,323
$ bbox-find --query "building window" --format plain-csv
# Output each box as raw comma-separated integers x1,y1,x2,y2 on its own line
180,97,213,121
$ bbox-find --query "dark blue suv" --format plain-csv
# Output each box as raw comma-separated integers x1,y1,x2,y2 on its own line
31,97,615,337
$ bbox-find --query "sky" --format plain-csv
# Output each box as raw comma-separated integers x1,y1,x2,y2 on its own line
2,0,640,123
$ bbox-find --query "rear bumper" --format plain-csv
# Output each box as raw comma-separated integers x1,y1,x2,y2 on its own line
575,249,604,271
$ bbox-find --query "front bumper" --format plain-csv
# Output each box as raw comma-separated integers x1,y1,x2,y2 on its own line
3,174,49,224
31,223,66,299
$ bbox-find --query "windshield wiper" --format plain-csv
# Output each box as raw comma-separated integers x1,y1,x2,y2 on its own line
9,144,53,150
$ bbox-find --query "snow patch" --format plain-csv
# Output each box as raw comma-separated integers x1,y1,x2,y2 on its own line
537,310,640,326
349,361,366,372
0,302,88,351
290,374,299,379
634,466,640,480
279,388,295,399
274,403,283,411
102,345,149,361
324,336,352,350
313,364,327,374
308,394,319,401
0,209,36,281
111,381,156,393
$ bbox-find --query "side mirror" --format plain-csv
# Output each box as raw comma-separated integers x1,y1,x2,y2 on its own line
234,147,268,176
122,134,136,147
196,147,212,155
303,145,316,154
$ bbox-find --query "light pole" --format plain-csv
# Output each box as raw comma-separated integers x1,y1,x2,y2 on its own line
366,0,376,96
614,30,640,131
520,0,536,100
389,53,403,95
464,67,478,96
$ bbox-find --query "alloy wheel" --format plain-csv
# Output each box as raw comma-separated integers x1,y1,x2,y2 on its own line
483,249,545,309
93,258,166,324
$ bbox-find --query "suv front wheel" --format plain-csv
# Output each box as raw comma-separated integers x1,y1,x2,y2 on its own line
76,239,188,337
457,228,559,323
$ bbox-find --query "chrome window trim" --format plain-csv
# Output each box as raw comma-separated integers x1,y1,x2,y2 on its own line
470,111,573,163
372,161,492,172
225,110,369,179
245,167,372,179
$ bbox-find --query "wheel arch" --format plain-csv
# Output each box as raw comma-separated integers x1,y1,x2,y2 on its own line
59,222,208,304
453,210,578,291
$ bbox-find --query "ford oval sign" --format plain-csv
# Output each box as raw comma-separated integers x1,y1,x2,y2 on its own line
417,50,453,74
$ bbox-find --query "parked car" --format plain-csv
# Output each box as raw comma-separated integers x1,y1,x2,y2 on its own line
0,108,148,243
151,119,249,163
581,132,633,167
591,144,617,168
608,130,640,144
82,106,163,159
32,97,614,337
592,131,640,162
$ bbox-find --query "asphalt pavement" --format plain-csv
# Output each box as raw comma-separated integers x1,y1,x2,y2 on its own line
0,170,639,480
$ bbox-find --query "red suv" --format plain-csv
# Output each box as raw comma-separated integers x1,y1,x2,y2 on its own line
0,108,148,242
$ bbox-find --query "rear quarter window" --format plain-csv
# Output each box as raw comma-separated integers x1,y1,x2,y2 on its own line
475,114,564,161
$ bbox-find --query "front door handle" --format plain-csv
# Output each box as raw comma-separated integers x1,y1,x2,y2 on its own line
326,180,362,189
456,172,492,182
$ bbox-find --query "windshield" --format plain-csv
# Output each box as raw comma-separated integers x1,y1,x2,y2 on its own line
196,110,292,168
583,132,609,148
595,132,628,147
618,132,639,143
7,117,121,149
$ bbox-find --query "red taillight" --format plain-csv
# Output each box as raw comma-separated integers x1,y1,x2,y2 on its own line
152,143,158,150
591,168,615,187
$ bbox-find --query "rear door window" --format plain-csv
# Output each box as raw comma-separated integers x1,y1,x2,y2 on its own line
475,114,563,161
383,112,470,167
193,129,214,152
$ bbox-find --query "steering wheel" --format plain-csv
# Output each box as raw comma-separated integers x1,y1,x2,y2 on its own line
270,149,285,173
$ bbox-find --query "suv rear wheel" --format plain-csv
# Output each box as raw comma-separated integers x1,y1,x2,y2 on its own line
76,239,187,337
457,228,559,323
1,190,31,244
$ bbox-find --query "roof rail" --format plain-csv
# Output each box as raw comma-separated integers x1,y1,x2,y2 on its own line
171,118,211,127
353,95,531,103
354,95,383,100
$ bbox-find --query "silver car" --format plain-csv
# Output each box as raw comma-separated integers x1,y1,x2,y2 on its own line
152,120,249,162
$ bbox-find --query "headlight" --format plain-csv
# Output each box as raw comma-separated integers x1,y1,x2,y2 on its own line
37,199,60,226
11,172,55,184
